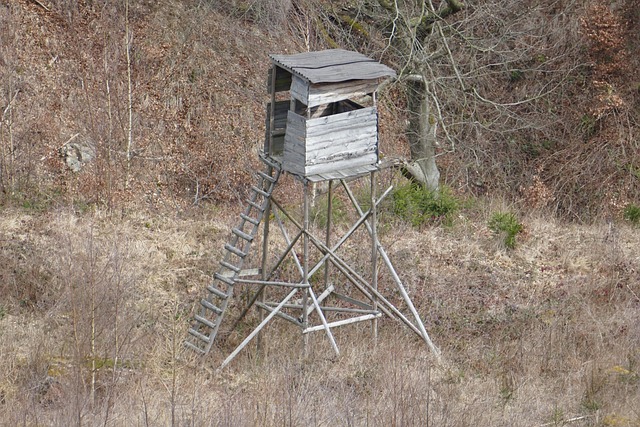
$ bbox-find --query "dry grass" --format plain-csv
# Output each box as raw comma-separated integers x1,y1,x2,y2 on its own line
0,195,639,426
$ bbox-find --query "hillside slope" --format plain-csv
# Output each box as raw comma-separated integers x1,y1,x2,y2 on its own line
1,0,300,207
1,0,638,217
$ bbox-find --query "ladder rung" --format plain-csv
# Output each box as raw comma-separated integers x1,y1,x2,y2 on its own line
258,171,276,183
224,243,247,258
194,314,216,329
220,260,240,273
207,284,228,299
240,213,260,226
251,186,270,198
232,228,254,242
214,272,235,286
188,328,210,343
260,155,280,169
247,199,264,212
201,299,222,314
184,340,206,354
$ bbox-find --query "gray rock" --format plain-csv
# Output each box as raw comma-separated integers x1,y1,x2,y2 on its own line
60,135,95,172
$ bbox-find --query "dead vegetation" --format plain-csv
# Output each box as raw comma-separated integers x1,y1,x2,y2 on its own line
0,192,639,425
1,0,638,217
1,0,640,425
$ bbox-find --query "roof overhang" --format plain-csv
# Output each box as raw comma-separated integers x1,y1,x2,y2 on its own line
269,49,396,84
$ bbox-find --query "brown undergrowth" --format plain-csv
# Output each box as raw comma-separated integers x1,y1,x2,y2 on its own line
2,0,638,219
0,192,638,425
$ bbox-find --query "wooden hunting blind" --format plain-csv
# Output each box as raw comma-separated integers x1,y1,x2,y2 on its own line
265,49,396,180
186,50,439,368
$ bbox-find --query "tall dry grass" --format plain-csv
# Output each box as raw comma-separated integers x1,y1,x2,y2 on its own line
0,194,638,426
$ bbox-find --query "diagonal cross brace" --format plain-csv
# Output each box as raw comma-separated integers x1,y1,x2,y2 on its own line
341,180,440,357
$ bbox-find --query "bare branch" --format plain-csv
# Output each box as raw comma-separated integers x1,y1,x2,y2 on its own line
1,90,20,123
471,63,584,108
29,0,50,11
377,0,394,13
125,0,133,189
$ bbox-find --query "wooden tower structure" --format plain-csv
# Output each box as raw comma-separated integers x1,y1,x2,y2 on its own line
185,49,439,367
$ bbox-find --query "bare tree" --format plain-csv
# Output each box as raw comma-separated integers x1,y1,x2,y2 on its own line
299,0,585,195
376,0,463,191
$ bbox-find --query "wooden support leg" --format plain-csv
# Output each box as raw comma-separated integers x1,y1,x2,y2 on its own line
257,166,273,355
324,180,333,292
302,181,310,357
370,171,378,343
220,288,299,370
341,180,441,357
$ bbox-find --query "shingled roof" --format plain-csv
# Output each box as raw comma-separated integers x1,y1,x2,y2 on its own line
269,49,396,84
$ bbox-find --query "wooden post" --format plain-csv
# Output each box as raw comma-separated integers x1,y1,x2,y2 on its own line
342,180,440,356
371,91,379,337
370,171,378,342
302,180,310,356
267,65,277,156
324,180,333,289
220,288,299,370
307,287,340,357
256,165,273,355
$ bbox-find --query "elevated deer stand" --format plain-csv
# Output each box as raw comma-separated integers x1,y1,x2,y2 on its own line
185,49,439,368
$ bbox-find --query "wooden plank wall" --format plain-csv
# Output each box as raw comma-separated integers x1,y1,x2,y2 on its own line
283,107,378,177
282,111,307,176
291,75,379,108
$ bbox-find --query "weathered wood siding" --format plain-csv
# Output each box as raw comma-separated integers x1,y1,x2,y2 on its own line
290,75,379,108
264,100,290,155
283,107,378,177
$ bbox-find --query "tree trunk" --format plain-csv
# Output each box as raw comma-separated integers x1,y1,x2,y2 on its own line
404,75,440,192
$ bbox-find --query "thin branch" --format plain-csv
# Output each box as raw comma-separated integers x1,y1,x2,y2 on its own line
380,0,401,58
436,22,466,91
472,63,583,108
59,133,81,150
627,284,640,303
404,74,425,83
1,89,20,123
377,0,394,12
125,0,133,189
415,0,464,35
29,0,50,11
539,415,592,426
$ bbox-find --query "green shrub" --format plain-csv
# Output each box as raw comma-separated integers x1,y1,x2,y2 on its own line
509,69,524,82
391,183,459,227
7,188,62,212
623,204,640,226
488,211,523,249
580,114,597,137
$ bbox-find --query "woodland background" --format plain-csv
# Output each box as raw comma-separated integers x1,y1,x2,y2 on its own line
0,0,639,425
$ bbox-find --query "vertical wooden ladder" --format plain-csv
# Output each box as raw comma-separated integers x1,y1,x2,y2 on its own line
184,158,281,355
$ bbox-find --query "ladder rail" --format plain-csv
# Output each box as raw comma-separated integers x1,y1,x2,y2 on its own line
185,162,282,354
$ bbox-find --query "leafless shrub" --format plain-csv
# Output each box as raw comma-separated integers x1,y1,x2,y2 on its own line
299,0,638,220
208,0,293,28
